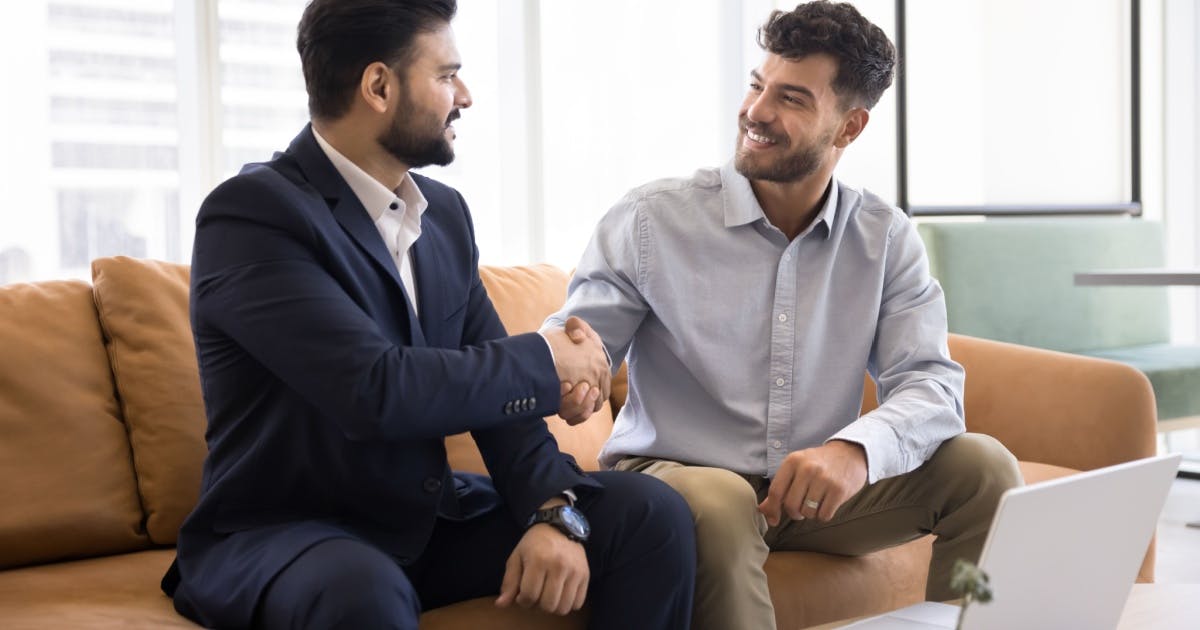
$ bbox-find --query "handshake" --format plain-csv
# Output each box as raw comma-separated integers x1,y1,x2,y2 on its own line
542,316,610,425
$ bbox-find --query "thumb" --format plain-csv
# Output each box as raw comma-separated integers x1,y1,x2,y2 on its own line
495,551,523,607
757,496,780,527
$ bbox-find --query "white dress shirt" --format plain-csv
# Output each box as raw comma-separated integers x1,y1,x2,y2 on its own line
312,128,427,315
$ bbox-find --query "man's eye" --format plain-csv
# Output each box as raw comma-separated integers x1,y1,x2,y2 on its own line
749,82,762,91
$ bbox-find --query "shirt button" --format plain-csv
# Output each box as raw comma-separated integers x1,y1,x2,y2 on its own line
423,477,442,493
775,377,786,387
777,313,788,322
771,440,783,449
389,201,399,211
784,253,792,261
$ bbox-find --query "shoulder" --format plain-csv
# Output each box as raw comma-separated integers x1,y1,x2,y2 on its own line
840,182,912,240
603,167,723,229
621,167,722,210
199,154,318,225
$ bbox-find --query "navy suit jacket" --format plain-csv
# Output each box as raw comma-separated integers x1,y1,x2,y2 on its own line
165,125,598,628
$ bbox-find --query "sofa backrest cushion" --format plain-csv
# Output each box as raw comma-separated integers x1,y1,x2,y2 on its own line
91,257,206,545
443,265,617,474
917,218,1168,353
0,280,150,569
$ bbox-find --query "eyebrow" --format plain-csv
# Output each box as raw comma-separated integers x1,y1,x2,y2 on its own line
438,63,462,73
750,70,816,101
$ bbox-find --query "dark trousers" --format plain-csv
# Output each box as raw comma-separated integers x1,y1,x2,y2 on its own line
254,471,696,629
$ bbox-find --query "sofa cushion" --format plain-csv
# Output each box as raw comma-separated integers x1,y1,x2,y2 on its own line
91,257,206,546
1083,343,1200,423
444,266,616,474
0,549,196,628
0,280,149,569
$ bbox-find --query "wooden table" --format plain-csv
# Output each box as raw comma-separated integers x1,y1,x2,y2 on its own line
803,584,1200,629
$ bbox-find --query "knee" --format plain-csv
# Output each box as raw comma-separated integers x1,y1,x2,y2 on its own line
271,539,419,629
322,561,418,623
659,467,763,539
593,471,696,554
937,433,1023,500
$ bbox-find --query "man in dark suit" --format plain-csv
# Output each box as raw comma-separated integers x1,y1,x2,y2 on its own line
161,1,696,628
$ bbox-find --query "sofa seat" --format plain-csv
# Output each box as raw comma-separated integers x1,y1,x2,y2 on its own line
0,550,190,630
1083,343,1200,423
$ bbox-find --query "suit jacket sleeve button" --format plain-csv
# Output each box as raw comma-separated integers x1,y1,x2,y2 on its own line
423,477,442,493
529,396,537,408
503,401,513,414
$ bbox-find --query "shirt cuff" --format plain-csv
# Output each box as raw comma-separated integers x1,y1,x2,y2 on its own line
828,418,898,485
536,330,557,366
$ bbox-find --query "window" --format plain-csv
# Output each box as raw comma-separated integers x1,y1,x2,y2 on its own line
904,0,1133,211
0,0,181,284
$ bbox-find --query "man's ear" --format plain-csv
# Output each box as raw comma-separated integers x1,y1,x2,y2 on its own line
359,61,393,114
834,107,870,148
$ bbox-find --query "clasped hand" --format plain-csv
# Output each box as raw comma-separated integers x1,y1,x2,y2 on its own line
544,316,609,424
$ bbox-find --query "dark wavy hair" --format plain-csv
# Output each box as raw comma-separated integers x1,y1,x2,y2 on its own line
297,0,458,120
758,1,896,110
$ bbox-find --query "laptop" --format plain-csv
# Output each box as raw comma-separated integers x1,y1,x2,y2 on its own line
842,453,1181,630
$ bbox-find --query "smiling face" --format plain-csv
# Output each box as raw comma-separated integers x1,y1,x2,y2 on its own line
734,53,850,184
377,25,472,168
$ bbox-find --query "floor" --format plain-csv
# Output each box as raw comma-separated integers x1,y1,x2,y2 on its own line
1154,427,1200,583
1155,476,1200,583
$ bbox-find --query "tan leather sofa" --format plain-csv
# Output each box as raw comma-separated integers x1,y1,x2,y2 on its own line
0,258,1158,629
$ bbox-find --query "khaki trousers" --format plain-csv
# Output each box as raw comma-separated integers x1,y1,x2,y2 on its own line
614,433,1022,630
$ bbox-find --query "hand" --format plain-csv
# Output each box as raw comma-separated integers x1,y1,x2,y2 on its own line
544,316,610,417
495,516,590,614
559,380,602,425
758,440,868,526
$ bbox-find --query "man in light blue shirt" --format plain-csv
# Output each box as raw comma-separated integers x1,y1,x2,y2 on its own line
544,2,1021,628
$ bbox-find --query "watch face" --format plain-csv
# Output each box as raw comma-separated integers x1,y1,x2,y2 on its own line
560,506,591,538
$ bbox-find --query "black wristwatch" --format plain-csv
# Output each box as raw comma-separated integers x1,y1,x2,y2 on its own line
527,505,591,543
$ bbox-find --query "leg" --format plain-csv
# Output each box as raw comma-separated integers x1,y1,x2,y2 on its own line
615,458,775,630
411,472,696,630
763,433,1022,601
583,471,697,630
255,538,419,630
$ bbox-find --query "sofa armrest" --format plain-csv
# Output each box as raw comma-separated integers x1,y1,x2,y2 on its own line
862,333,1157,471
946,333,1158,471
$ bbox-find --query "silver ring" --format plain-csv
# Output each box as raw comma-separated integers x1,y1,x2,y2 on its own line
803,498,821,510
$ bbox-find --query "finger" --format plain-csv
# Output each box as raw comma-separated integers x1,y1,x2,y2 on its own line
495,552,523,607
561,381,572,395
557,574,581,616
798,478,826,521
588,385,603,413
758,461,792,526
783,472,813,522
539,567,564,614
817,488,844,522
572,572,588,611
517,557,545,608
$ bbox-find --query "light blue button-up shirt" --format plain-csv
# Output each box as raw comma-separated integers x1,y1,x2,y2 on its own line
546,162,964,484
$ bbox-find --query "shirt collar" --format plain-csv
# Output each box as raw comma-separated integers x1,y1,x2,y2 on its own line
719,160,839,240
312,127,428,222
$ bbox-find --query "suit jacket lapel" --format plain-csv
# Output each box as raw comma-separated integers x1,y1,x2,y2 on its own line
410,221,444,328
286,124,426,346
